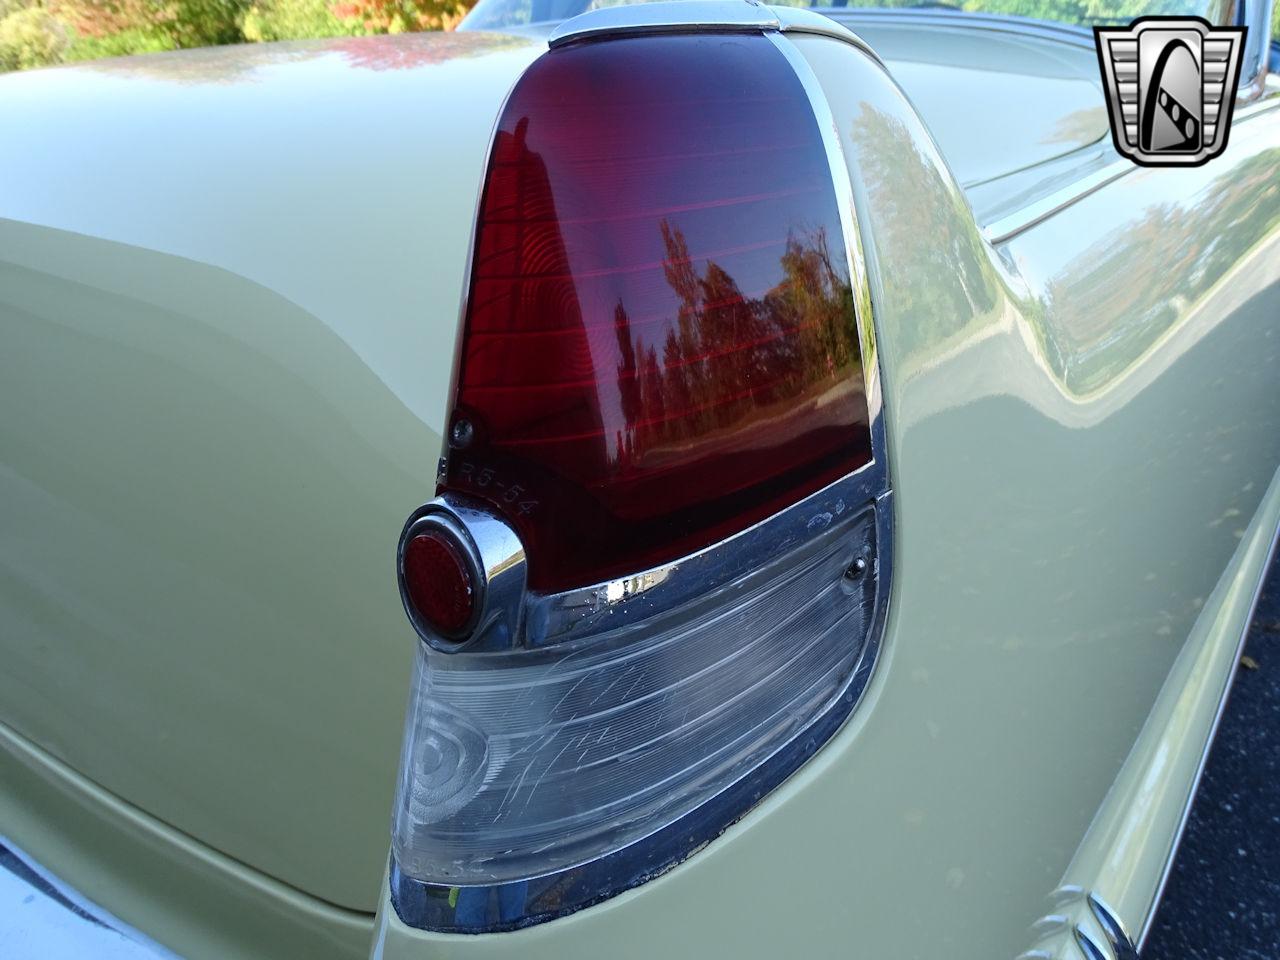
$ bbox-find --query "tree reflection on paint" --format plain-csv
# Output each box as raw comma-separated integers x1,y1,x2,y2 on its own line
1043,147,1280,393
850,105,999,363
82,27,522,82
609,220,860,473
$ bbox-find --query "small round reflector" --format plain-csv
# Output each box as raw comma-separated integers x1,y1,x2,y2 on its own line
403,530,476,638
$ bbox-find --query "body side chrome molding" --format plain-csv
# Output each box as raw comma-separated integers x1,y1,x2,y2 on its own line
983,77,1279,245
1020,888,1139,960
982,158,1136,245
1136,505,1280,951
826,6,1097,48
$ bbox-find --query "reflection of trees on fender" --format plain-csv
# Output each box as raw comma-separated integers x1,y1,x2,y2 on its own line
1043,148,1280,394
80,27,521,82
611,219,861,470
851,105,999,364
324,28,517,68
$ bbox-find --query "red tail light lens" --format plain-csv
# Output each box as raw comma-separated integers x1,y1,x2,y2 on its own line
442,32,871,591
402,531,475,637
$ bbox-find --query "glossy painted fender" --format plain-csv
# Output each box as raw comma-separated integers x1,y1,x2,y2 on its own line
373,29,1280,960
0,32,542,916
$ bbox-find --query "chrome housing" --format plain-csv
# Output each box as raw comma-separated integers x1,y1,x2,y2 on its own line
390,11,892,933
397,498,527,653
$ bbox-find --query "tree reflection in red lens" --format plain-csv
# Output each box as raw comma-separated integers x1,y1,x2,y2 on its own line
442,33,872,591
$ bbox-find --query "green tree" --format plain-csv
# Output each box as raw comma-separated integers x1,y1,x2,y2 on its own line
242,0,361,41
0,5,69,70
168,0,248,45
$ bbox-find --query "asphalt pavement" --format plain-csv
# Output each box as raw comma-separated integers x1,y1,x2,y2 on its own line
0,840,172,959
1145,549,1280,959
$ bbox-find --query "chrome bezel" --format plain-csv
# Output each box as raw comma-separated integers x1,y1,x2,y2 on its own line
397,498,527,652
397,511,484,643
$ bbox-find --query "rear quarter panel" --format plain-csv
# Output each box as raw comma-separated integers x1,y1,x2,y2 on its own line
375,31,1280,960
0,33,542,913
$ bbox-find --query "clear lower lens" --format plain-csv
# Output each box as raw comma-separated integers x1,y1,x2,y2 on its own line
391,509,877,886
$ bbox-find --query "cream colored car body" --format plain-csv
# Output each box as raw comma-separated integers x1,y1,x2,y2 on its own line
0,7,1278,960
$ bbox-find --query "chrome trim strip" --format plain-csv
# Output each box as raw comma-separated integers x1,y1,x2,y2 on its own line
1023,887,1139,959
548,0,778,48
1136,508,1280,951
825,7,1096,48
525,460,886,645
983,67,1279,245
1073,928,1109,960
768,30,885,453
409,466,887,651
982,159,1134,245
771,6,882,64
548,0,882,63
